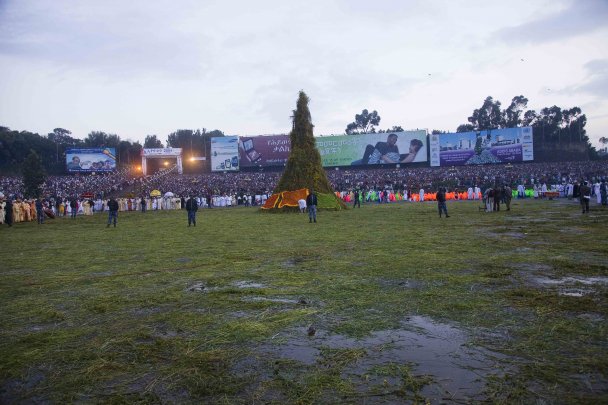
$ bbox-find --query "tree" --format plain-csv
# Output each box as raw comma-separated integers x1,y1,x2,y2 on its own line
271,91,344,210
22,149,46,198
85,131,120,148
466,96,504,130
378,126,404,133
345,109,381,134
456,124,475,133
144,135,163,148
503,96,529,128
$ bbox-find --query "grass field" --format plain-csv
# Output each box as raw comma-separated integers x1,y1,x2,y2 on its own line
1,199,607,404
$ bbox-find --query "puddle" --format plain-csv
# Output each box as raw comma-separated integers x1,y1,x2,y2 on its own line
516,263,552,272
502,232,526,239
282,255,316,268
378,278,427,290
530,276,608,286
527,276,608,297
186,281,268,293
258,316,508,402
233,281,266,289
241,296,301,304
0,369,47,404
131,307,165,316
577,313,605,323
559,289,589,297
186,282,206,292
559,228,585,235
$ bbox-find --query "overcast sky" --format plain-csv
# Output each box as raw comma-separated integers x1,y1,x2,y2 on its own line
1,0,607,147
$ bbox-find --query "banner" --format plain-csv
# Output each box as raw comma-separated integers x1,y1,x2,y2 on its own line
142,148,182,156
429,127,534,167
238,134,290,168
65,148,116,172
211,136,239,171
316,131,428,167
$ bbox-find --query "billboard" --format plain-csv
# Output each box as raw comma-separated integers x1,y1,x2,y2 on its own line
238,134,291,168
210,136,239,171
429,127,533,167
316,130,428,167
66,148,117,172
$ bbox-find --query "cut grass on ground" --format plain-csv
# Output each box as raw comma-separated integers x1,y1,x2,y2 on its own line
1,199,607,403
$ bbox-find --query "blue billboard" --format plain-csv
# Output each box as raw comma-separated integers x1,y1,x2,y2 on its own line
429,127,533,166
65,148,117,172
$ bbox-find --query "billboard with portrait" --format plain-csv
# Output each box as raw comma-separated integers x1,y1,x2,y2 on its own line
316,130,428,167
210,136,239,171
238,134,291,168
429,127,534,167
65,148,117,172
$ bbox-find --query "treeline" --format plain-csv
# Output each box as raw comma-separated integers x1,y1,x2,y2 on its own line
453,96,594,161
0,94,599,175
345,95,597,161
0,127,225,175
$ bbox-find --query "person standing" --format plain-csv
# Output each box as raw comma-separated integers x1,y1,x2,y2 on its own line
70,197,78,218
579,181,591,214
493,185,502,211
353,189,361,208
35,198,44,224
600,179,607,206
4,197,13,227
306,189,318,223
437,187,449,218
503,185,512,211
186,196,198,227
140,197,146,213
106,197,119,227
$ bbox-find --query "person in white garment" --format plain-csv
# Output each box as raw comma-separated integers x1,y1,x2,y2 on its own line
419,188,425,202
594,181,601,204
298,198,307,213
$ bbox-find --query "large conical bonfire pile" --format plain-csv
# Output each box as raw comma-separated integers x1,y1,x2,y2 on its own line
261,91,346,211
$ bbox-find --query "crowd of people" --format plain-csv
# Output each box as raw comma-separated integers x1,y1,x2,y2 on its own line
1,161,607,225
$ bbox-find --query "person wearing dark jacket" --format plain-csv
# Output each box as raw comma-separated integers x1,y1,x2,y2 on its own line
493,186,502,212
437,187,450,218
4,198,13,227
35,198,44,224
186,196,198,227
579,181,591,214
306,189,318,223
70,198,78,218
106,197,119,227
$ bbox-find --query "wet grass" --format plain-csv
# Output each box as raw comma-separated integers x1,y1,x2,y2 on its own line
1,199,607,403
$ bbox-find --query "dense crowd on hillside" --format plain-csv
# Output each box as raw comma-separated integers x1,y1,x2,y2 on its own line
1,161,607,201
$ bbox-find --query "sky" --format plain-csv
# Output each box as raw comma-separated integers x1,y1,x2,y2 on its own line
0,0,607,147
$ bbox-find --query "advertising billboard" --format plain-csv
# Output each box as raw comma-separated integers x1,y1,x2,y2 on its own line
429,127,533,167
65,148,117,172
238,134,291,168
210,136,239,171
316,130,428,167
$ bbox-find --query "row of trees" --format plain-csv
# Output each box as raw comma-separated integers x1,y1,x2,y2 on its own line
0,126,225,175
345,95,597,160
0,93,600,178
